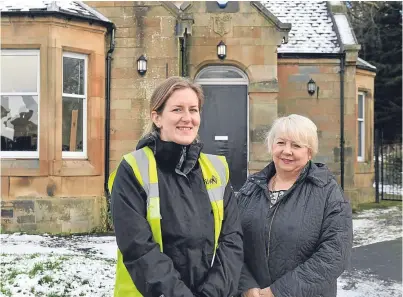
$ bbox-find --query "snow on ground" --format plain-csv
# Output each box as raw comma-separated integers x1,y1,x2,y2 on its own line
338,270,402,297
353,206,402,247
1,207,402,297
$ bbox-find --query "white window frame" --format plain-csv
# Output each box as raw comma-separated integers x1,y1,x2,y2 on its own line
0,49,40,159
62,52,88,159
357,92,365,162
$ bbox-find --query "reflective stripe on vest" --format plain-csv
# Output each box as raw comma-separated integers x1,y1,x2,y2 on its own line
108,147,229,297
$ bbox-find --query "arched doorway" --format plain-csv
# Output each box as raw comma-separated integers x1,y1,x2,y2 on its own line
195,66,248,191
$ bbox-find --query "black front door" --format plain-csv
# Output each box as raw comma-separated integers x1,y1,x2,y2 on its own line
198,85,247,191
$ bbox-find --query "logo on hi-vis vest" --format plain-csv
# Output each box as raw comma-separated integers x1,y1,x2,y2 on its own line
204,175,218,185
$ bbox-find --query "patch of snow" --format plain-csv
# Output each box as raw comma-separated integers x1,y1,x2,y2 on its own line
0,207,401,296
1,253,114,297
0,234,117,259
353,207,402,247
338,270,402,297
262,1,340,53
373,183,403,197
357,57,377,70
334,14,357,45
0,0,112,24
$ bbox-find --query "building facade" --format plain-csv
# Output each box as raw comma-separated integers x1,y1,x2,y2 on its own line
1,1,376,233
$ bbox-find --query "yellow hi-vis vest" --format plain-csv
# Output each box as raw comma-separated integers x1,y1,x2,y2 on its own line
108,146,229,297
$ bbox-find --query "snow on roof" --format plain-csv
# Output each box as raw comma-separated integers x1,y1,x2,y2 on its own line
261,1,340,54
357,57,377,71
0,0,112,25
333,13,357,45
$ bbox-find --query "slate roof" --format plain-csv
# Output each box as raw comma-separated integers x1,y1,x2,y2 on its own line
0,0,112,26
1,1,360,55
262,1,341,53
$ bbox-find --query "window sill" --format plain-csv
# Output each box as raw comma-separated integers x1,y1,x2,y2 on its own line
1,159,47,176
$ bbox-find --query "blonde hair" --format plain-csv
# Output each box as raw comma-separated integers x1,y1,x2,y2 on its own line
266,114,318,158
142,76,204,137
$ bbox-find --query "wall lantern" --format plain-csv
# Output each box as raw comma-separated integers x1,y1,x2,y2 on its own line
217,41,226,60
137,55,147,75
307,78,316,95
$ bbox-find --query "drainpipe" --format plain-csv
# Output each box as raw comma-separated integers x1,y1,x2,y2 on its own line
180,28,188,77
339,52,345,190
180,38,185,76
104,26,116,199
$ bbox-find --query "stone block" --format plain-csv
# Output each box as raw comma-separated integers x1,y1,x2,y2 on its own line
111,99,132,110
112,87,143,100
299,65,321,74
147,37,177,58
1,177,9,200
110,140,138,151
161,17,176,37
9,177,62,199
247,65,277,82
250,142,271,162
61,176,104,197
17,215,35,224
147,5,176,17
110,129,143,141
233,26,261,39
250,125,271,142
110,118,144,132
249,79,279,93
230,45,265,66
192,26,211,38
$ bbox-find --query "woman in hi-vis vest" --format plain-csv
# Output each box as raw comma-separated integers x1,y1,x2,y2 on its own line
109,76,244,297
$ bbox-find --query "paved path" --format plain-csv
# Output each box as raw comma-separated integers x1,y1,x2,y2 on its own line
351,237,402,282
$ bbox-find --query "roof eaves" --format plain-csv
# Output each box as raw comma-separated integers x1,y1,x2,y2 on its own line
278,52,343,59
76,1,113,25
357,57,377,72
1,9,113,28
251,1,291,32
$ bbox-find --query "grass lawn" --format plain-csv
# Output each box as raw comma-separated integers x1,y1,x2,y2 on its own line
353,200,402,213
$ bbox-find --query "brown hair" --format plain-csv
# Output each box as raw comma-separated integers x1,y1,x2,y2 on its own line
142,76,205,136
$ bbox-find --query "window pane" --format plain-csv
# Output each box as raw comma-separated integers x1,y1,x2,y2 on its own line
358,121,363,157
1,95,38,151
199,67,243,79
63,56,85,95
62,97,84,152
1,53,38,92
358,94,364,118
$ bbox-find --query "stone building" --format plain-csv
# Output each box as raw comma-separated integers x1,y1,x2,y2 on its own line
1,1,376,233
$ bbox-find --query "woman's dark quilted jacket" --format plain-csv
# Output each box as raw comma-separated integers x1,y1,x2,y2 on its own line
236,161,353,297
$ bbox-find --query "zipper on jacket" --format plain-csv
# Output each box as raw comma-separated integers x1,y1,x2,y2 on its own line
267,203,280,258
266,180,299,258
211,243,219,267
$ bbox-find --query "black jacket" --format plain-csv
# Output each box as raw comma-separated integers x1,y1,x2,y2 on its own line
237,161,352,297
111,133,243,297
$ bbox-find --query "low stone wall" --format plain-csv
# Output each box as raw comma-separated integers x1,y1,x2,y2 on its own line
1,196,106,234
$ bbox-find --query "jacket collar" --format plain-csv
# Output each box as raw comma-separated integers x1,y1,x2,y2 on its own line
136,132,204,175
246,161,333,190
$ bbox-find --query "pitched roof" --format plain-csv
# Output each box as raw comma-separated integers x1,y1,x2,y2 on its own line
261,1,341,53
0,0,112,27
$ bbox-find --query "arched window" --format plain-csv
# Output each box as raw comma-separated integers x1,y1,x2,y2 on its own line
195,66,248,85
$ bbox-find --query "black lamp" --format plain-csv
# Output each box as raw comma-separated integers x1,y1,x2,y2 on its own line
137,55,147,75
307,78,316,95
217,41,226,60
